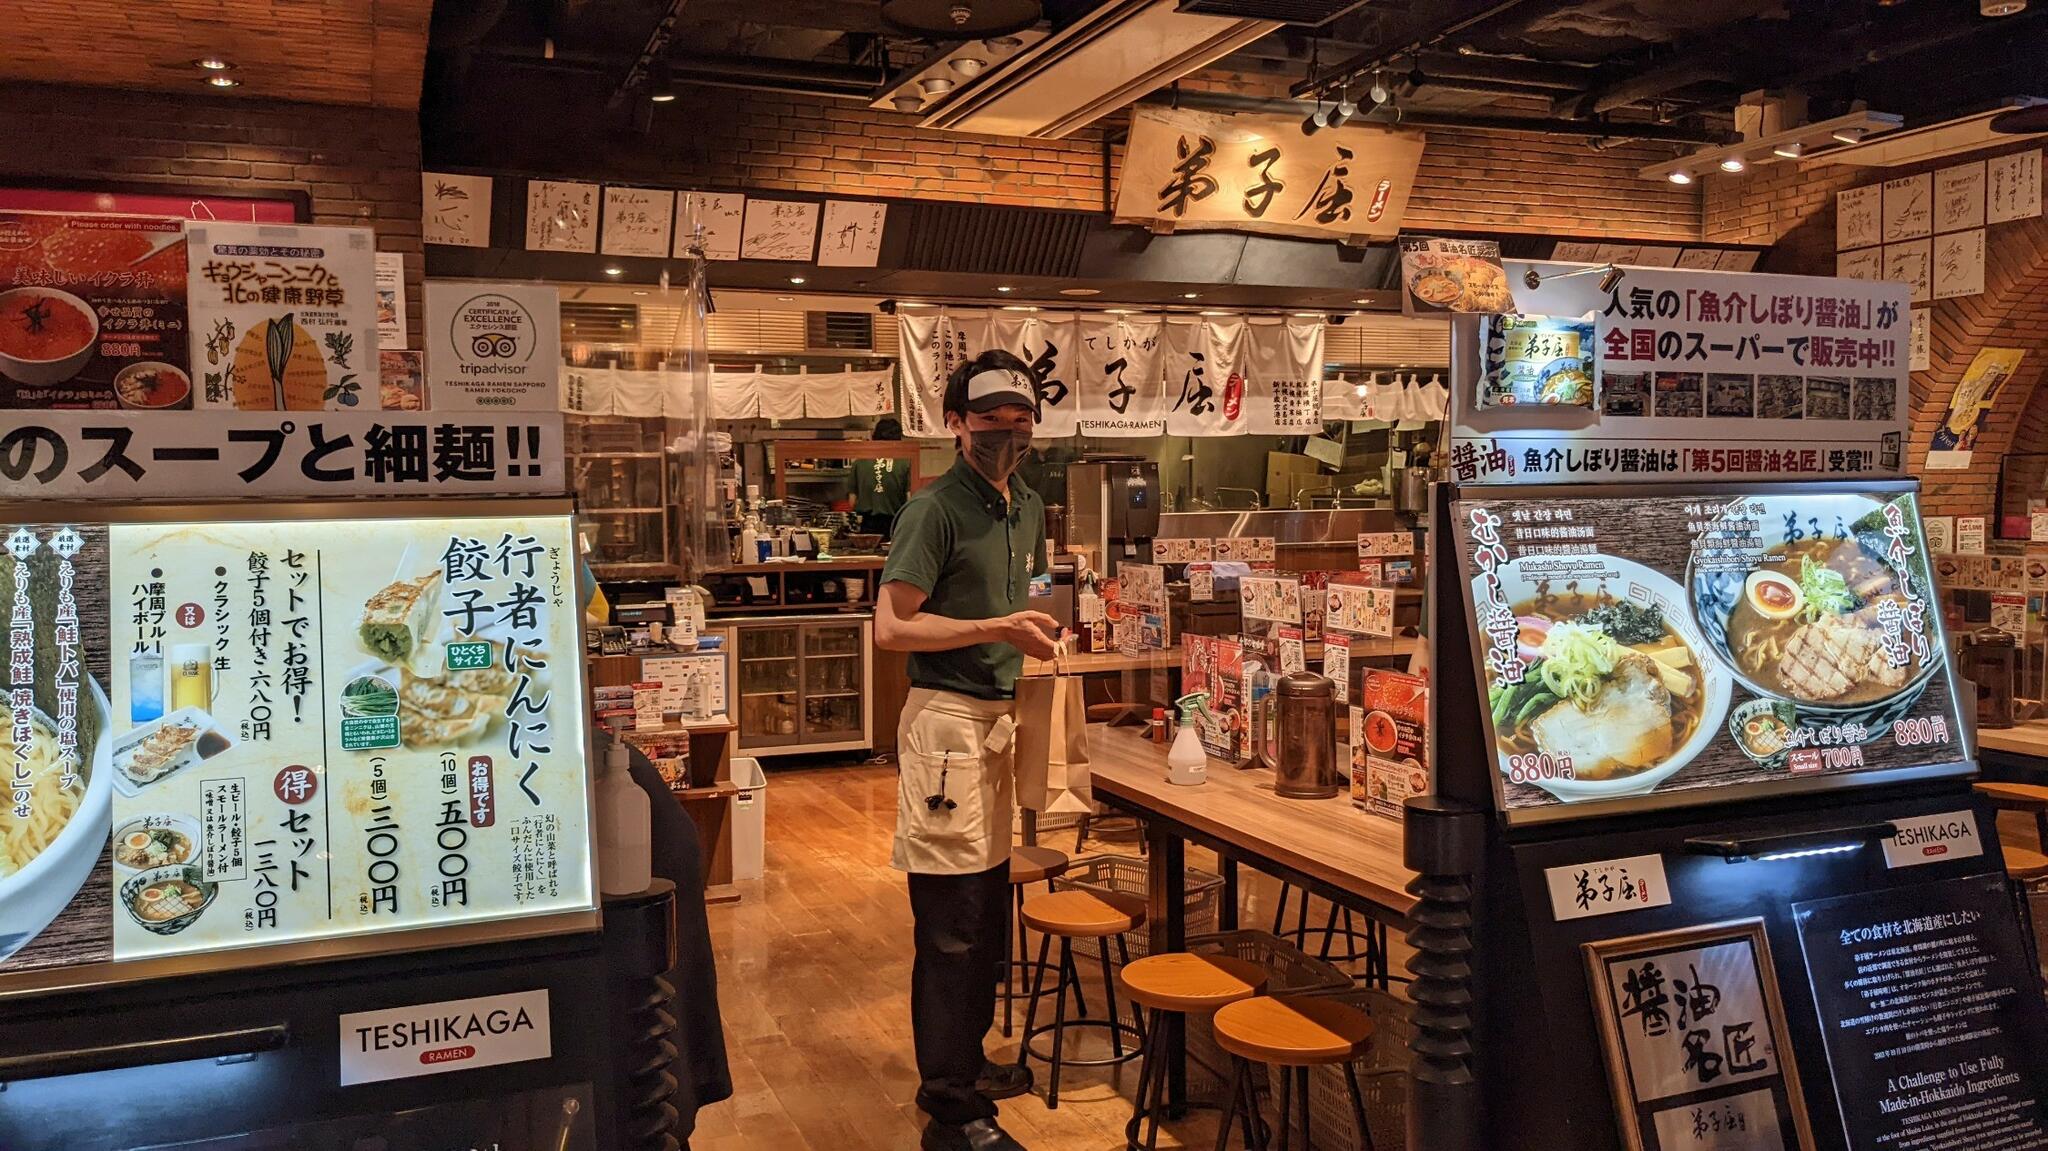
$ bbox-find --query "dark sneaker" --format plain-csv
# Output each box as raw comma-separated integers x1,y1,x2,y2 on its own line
976,1060,1033,1100
921,1118,1028,1151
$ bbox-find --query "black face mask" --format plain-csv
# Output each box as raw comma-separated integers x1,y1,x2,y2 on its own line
966,426,1032,481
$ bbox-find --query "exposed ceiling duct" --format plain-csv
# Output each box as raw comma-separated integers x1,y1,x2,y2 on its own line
910,0,1282,138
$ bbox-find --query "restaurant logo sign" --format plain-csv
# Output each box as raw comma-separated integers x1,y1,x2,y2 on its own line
1880,810,1981,869
423,281,561,412
339,989,552,1085
1111,106,1424,242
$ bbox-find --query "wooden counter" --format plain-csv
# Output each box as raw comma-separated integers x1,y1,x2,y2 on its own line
1086,723,1417,919
1978,720,2048,760
1022,634,1421,677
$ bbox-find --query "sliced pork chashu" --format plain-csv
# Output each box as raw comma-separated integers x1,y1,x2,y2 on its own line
1775,605,1909,701
1530,652,1676,779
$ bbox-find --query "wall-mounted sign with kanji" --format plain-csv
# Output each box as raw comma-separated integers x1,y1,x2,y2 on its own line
1112,106,1424,243
1584,919,1817,1151
187,222,381,411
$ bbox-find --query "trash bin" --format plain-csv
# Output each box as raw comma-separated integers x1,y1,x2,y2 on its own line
731,757,766,881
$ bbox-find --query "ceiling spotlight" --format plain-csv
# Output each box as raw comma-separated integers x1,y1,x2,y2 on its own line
649,62,677,103
603,266,624,276
1181,292,1200,300
194,57,234,71
1831,126,1867,144
919,76,955,96
206,74,240,88
984,35,1023,50
1772,141,1804,158
1302,105,1329,135
891,94,923,112
952,57,987,77
1667,169,1694,185
1598,266,1624,293
995,285,1013,293
1327,99,1357,129
789,276,807,285
1522,267,1543,291
1982,0,2027,14
1368,72,1390,105
776,296,796,302
1059,287,1101,297
632,290,650,296
1719,156,1747,173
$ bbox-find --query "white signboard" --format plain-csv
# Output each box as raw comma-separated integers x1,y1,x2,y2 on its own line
1545,855,1672,922
1239,575,1302,624
739,199,819,261
1882,173,1932,242
1215,536,1275,562
1909,308,1931,372
1151,538,1213,563
374,251,407,349
1957,516,1986,554
1325,583,1393,637
1836,185,1880,251
0,410,565,498
1932,230,1986,300
339,990,552,1085
422,171,491,248
642,652,729,718
1935,161,1986,234
423,281,561,411
1922,515,1953,553
1882,239,1931,304
1357,532,1415,559
818,200,886,268
600,186,675,258
1988,149,2042,225
187,222,381,411
1881,810,1983,870
1835,247,1881,281
524,180,598,253
677,191,743,261
1450,263,1911,485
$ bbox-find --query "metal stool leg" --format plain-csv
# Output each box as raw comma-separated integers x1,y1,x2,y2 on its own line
1098,936,1126,1058
1018,931,1053,1069
1124,1007,1160,1151
1004,885,1024,1037
1318,904,1340,961
1047,938,1073,1109
1214,1057,1248,1151
1345,1063,1377,1151
1294,1067,1311,1151
1274,1061,1292,1151
1242,1061,1267,1151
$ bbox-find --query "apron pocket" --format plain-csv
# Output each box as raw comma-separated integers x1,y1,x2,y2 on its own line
899,749,989,852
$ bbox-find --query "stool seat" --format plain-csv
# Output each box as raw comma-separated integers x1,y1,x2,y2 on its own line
1213,994,1375,1067
2003,844,2048,880
1010,845,1072,886
1022,889,1146,937
1976,782,2048,808
1118,952,1269,1013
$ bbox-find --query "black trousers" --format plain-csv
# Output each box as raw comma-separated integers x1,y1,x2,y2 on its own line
908,861,1012,1126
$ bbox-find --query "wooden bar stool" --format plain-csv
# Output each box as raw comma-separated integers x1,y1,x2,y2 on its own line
1270,884,1378,976
1006,845,1075,1038
1018,889,1148,1109
2005,843,2048,881
1976,782,2048,851
1118,952,1270,1151
1211,995,1379,1151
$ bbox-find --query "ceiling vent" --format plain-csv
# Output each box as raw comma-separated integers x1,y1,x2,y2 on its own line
1174,0,1369,27
914,0,1280,139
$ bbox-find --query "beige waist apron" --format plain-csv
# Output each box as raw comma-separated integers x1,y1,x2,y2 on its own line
892,687,1018,875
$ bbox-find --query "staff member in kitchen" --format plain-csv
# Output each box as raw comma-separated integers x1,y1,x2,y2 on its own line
876,349,1060,1151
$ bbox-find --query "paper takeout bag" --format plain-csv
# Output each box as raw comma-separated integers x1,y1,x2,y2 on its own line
1013,652,1093,814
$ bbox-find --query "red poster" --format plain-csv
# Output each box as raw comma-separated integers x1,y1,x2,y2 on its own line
0,212,190,409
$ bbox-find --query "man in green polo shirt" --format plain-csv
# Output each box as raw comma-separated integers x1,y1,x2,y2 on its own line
877,349,1060,1151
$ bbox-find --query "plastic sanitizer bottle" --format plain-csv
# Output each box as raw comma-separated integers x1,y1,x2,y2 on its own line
1167,691,1210,787
596,729,652,896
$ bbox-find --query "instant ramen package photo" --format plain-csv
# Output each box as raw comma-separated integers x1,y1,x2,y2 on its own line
1478,313,1600,409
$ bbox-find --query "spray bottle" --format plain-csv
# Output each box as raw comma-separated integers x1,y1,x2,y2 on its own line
1168,691,1210,786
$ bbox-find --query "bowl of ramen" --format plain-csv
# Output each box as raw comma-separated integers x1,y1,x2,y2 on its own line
112,813,201,874
1408,264,1465,307
0,286,100,387
1479,556,1731,801
113,361,191,410
0,681,114,962
120,864,218,935
1690,494,1941,738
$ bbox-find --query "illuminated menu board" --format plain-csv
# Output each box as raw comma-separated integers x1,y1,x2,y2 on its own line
0,503,594,988
1449,483,1970,823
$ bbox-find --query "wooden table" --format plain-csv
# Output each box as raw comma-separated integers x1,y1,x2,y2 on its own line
1085,723,1416,1109
1022,635,1421,678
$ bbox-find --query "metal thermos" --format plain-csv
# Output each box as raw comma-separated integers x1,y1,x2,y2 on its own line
1395,467,1433,514
1271,671,1339,799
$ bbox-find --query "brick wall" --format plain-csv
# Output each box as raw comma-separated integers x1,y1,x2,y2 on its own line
431,71,1702,240
0,82,425,344
1706,144,2048,522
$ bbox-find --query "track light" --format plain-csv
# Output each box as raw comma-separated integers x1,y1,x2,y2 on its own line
919,77,955,96
1831,126,1867,144
649,62,676,103
1719,156,1747,173
1598,266,1624,293
1772,141,1804,158
1668,170,1694,185
1327,98,1356,129
984,35,1023,50
1302,104,1328,135
1522,264,1624,293
952,57,987,76
1369,72,1390,105
891,94,922,112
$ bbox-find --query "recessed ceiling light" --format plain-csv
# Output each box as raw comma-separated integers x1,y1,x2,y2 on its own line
789,276,806,285
1059,287,1100,297
194,57,234,71
776,296,796,302
1181,292,1200,299
995,285,1013,293
1105,308,1135,314
1292,312,1322,318
603,266,624,276
1719,156,1747,173
984,35,1023,50
891,94,922,113
1353,298,1371,305
1199,310,1230,316
1772,141,1804,158
1002,305,1038,311
206,74,240,88
1667,170,1694,185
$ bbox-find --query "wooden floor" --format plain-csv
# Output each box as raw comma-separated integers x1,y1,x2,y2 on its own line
688,761,1337,1151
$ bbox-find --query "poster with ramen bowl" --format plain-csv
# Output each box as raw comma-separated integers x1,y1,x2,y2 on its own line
186,222,380,410
0,212,190,409
1453,484,1968,818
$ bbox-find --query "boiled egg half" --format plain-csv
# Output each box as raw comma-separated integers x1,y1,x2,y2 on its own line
1743,569,1803,620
